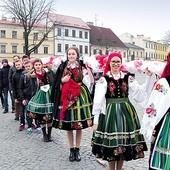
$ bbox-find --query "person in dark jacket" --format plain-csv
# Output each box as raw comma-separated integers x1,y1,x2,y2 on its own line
8,55,20,116
1,59,14,113
18,61,37,133
12,60,24,128
0,68,4,109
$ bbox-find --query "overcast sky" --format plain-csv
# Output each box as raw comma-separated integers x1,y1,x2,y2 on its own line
54,0,170,41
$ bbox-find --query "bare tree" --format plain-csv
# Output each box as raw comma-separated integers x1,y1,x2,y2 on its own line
1,0,55,56
163,30,170,45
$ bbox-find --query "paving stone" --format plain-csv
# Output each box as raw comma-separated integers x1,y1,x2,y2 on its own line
0,73,156,170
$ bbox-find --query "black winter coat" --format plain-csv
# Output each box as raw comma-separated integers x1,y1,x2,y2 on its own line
0,69,3,91
18,72,37,101
8,66,16,91
1,65,10,87
12,69,24,100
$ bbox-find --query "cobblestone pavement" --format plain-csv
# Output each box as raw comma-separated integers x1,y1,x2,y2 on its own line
0,73,156,170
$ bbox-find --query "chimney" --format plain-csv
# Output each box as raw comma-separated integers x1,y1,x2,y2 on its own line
86,22,94,25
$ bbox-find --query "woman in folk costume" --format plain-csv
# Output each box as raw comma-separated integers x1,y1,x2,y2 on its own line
51,47,94,162
27,58,54,142
140,52,170,170
92,52,153,170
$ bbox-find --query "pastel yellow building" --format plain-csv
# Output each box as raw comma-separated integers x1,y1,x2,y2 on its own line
155,41,168,61
0,18,54,61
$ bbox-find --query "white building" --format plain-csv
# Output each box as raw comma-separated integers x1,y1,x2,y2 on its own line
49,13,91,59
119,33,168,60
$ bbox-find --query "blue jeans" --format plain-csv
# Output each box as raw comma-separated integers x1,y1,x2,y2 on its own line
3,87,15,111
20,99,33,127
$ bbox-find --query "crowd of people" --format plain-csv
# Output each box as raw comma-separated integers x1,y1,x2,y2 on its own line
0,47,169,170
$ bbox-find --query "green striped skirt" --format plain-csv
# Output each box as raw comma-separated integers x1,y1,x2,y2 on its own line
150,112,170,170
92,98,148,161
27,87,53,124
53,83,93,130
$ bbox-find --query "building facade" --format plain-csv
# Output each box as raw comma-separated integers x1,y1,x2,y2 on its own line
119,33,169,61
88,23,128,60
124,42,144,61
0,18,54,61
49,13,91,59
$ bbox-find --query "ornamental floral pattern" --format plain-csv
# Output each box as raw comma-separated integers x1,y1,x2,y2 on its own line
43,114,51,121
108,81,116,97
146,103,157,117
129,76,135,83
113,146,126,156
154,83,168,94
121,81,128,97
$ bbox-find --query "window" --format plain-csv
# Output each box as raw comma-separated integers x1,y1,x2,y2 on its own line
93,49,97,54
85,46,88,54
57,28,61,36
57,44,62,52
12,31,17,38
0,30,6,38
0,45,6,53
85,32,88,39
65,29,69,37
72,30,76,37
146,42,148,48
34,48,38,54
79,31,82,38
33,33,38,40
23,32,25,38
65,44,69,52
23,46,25,53
123,52,126,58
12,45,17,53
79,45,83,54
44,47,48,54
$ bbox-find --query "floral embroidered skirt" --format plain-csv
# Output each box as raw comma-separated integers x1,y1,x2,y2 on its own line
150,112,170,170
92,98,148,161
53,84,93,130
27,88,53,124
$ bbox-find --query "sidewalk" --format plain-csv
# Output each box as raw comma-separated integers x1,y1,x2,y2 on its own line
0,73,155,170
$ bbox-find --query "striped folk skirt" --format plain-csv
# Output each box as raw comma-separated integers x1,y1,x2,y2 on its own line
92,98,148,161
53,84,93,130
150,112,170,170
27,86,53,124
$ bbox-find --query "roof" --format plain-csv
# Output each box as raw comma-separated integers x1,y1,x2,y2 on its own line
0,19,21,26
49,13,90,30
88,24,127,48
124,43,144,50
0,19,48,28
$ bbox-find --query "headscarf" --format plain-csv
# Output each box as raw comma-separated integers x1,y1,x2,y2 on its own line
160,52,170,78
103,52,122,75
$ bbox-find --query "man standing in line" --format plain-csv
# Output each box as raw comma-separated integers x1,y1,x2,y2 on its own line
8,55,20,119
1,59,15,113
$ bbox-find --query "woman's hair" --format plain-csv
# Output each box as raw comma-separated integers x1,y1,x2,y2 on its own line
66,46,80,60
161,52,170,78
103,52,122,75
33,58,43,66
